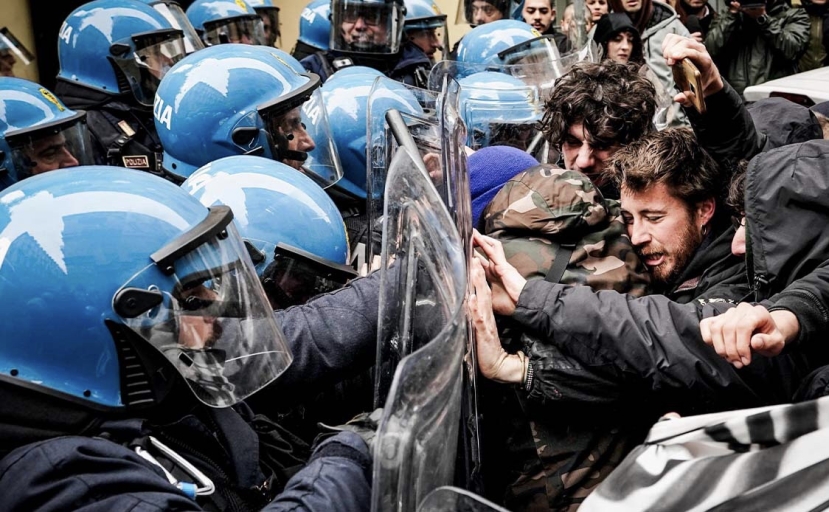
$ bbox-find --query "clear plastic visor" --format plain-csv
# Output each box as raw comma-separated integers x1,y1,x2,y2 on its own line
259,88,343,189
203,16,266,46
115,31,187,108
405,20,448,62
151,2,206,54
115,222,292,408
256,6,281,47
331,1,404,54
6,113,96,180
249,241,357,309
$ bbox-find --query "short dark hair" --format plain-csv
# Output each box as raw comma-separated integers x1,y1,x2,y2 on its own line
726,160,749,215
604,128,724,207
540,61,657,150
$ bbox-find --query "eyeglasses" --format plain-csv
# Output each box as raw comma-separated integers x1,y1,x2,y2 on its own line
342,7,384,26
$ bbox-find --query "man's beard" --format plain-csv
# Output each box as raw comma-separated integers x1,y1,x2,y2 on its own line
639,217,703,287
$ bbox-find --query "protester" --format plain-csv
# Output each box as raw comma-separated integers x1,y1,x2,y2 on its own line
704,0,810,96
540,60,657,197
798,0,829,71
587,0,611,20
522,0,571,51
608,0,690,119
593,12,646,64
747,97,824,149
468,145,539,228
675,0,718,40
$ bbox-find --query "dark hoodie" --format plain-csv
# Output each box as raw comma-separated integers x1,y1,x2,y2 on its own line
747,96,824,149
593,12,646,64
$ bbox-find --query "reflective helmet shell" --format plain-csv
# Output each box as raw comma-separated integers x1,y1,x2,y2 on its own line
321,67,423,198
186,0,258,32
183,155,349,269
153,44,315,180
298,0,331,51
57,0,175,95
404,0,446,30
0,166,209,408
456,19,542,65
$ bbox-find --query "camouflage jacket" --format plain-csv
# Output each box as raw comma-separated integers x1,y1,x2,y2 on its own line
480,165,653,511
483,165,650,295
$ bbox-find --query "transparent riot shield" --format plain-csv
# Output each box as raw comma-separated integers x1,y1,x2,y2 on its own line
417,487,510,512
436,75,483,494
366,78,440,266
371,143,468,511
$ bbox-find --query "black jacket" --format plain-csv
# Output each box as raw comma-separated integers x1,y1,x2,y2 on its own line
512,140,829,414
54,80,168,179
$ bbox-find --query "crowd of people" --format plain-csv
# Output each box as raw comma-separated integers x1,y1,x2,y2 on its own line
1,0,829,511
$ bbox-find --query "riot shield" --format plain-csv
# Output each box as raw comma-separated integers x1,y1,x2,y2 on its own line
371,143,468,511
366,78,440,266
436,75,483,494
417,487,510,512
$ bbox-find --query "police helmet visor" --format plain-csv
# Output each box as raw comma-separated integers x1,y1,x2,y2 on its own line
255,6,281,47
258,242,357,309
149,1,206,54
113,30,188,108
256,80,343,189
331,0,405,54
202,15,266,46
5,111,95,180
114,208,292,408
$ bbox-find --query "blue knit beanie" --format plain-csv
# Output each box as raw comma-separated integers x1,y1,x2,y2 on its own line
468,145,539,228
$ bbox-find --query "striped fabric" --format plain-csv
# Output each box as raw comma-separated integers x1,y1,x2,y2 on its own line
581,397,829,511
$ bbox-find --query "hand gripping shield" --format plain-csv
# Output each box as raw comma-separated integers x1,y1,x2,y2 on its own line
371,143,467,511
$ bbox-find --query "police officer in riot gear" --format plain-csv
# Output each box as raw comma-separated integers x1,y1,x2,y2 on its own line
54,0,189,180
300,0,410,83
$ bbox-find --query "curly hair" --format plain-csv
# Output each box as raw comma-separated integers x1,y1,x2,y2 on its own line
541,61,657,151
726,160,749,215
603,128,724,207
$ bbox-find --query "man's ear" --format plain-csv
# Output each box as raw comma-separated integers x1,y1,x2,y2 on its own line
696,197,716,227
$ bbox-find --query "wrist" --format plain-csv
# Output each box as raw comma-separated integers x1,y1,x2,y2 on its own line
769,309,800,344
496,353,528,385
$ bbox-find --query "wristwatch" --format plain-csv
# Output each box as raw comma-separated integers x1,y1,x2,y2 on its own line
757,14,769,25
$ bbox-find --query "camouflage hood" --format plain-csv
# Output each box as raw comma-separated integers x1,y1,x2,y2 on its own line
483,164,650,294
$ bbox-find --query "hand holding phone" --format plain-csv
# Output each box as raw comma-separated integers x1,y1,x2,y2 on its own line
671,59,707,114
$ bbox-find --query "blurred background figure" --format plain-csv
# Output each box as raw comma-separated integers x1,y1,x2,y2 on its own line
187,0,266,46
0,77,94,189
705,0,809,96
561,3,597,42
587,0,610,20
247,0,281,47
292,0,331,60
798,0,829,71
404,0,449,64
675,0,718,41
594,13,645,64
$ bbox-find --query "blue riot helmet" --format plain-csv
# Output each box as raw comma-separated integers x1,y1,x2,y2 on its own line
0,78,95,190
186,0,266,46
458,71,543,153
154,44,342,187
404,0,449,62
295,0,331,58
246,0,281,47
321,67,423,198
57,0,189,108
0,167,293,409
330,0,407,54
134,0,206,54
183,155,356,309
